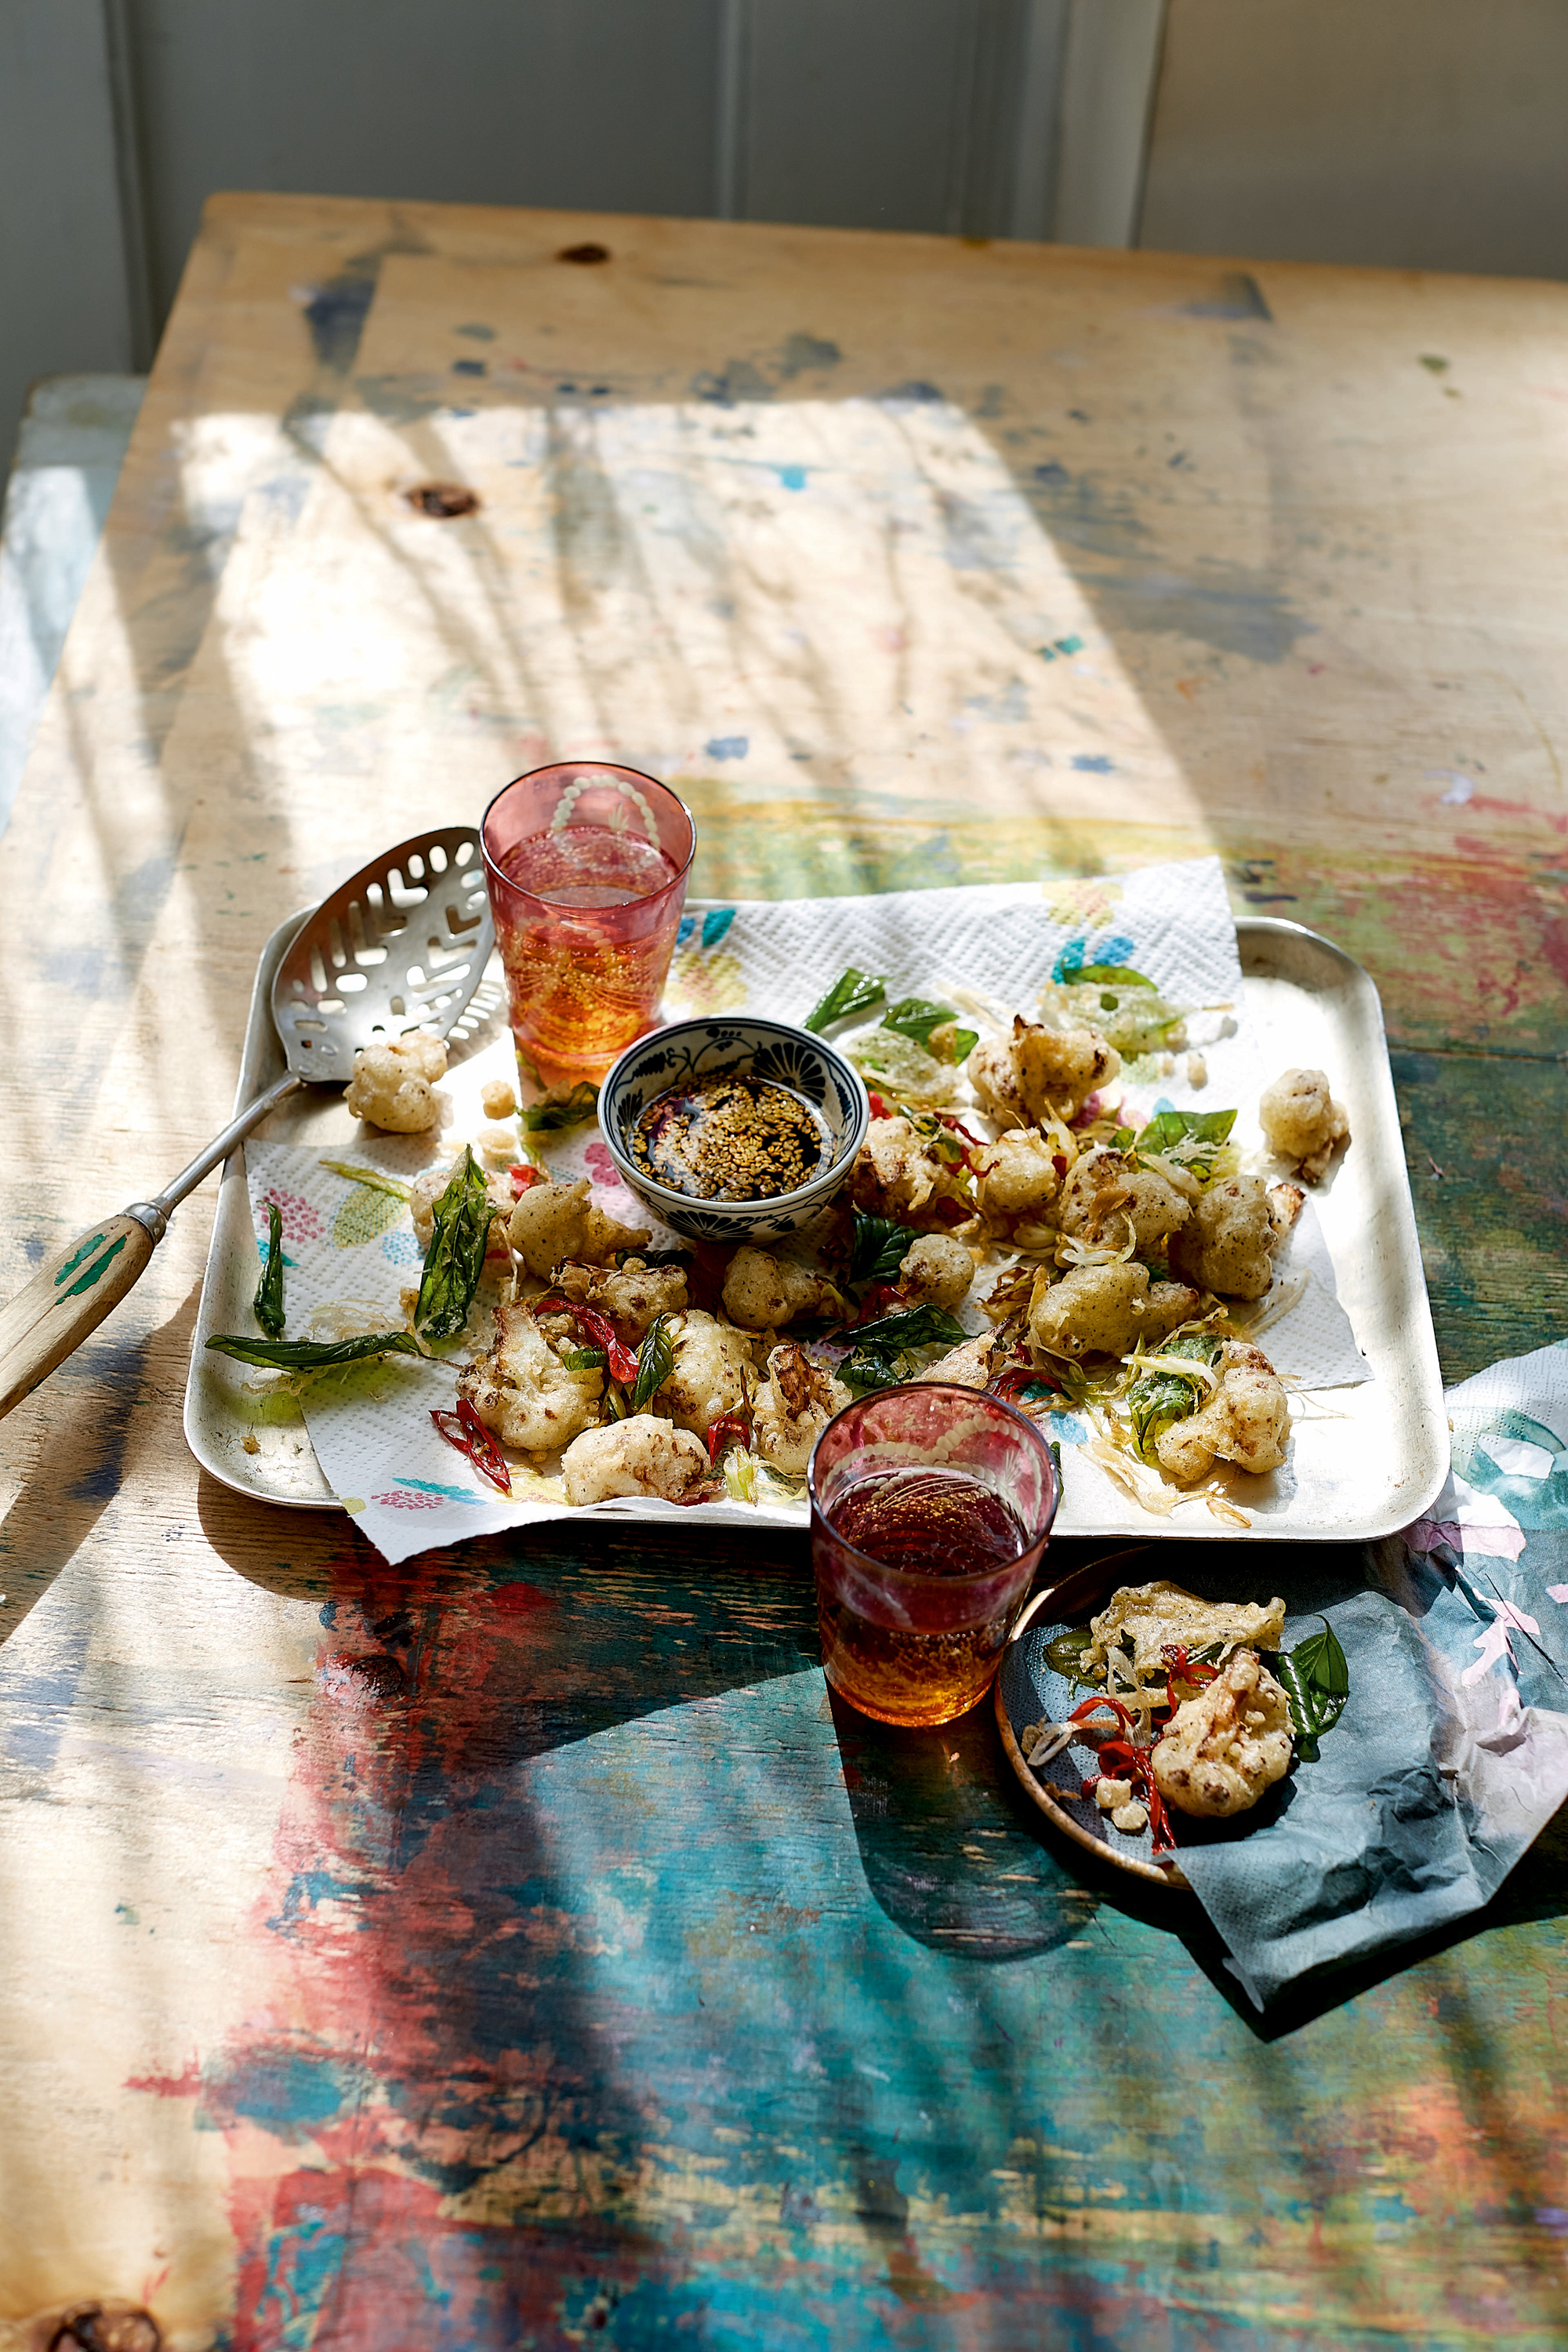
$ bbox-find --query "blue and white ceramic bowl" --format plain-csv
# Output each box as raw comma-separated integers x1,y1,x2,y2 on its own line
599,1016,870,1242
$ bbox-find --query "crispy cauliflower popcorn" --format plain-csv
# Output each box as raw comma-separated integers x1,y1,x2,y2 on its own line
344,1030,448,1132
1058,1147,1195,1255
851,1117,972,1230
561,1415,713,1505
753,1344,851,1474
1260,1067,1350,1185
973,1129,1062,1237
721,1247,842,1331
652,1312,757,1438
1153,1340,1290,1483
410,1155,515,1253
1150,1646,1294,1819
458,1302,602,1455
506,1178,649,1279
897,1234,975,1309
970,1014,1120,1127
554,1256,688,1337
1028,1262,1199,1359
1168,1172,1278,1301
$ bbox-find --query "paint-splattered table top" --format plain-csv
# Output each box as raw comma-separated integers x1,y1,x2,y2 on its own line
1,194,1566,2347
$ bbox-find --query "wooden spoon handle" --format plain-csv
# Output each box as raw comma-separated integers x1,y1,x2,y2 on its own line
0,1211,161,1421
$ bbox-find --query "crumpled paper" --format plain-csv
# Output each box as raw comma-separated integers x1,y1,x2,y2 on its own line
234,856,1366,1566
1010,1340,1568,2009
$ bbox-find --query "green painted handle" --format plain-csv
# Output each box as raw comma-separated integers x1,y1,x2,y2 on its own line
0,1212,159,1421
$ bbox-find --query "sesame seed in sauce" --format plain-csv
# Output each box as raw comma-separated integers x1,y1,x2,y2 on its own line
631,1073,830,1200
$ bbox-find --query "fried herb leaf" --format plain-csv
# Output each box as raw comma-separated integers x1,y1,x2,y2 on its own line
560,1347,608,1371
846,1303,968,1352
521,1081,600,1131
1126,1334,1222,1459
1044,1624,1097,1682
1133,1107,1237,1170
840,1345,901,1394
1276,1619,1350,1762
415,1146,492,1342
804,967,887,1033
879,999,977,1065
318,1159,413,1200
254,1201,286,1339
631,1312,677,1412
1073,963,1156,989
849,1210,919,1283
206,1330,425,1370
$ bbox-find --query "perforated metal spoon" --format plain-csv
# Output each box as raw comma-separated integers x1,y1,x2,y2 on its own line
0,826,495,1421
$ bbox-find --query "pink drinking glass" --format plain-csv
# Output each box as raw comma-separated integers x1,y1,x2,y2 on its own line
808,1384,1060,1727
481,763,696,1082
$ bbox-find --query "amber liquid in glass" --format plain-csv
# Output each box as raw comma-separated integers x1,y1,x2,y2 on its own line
493,825,684,1076
819,1468,1028,1725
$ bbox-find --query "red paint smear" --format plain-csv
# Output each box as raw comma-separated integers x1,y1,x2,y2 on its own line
127,2061,204,2098
490,1580,555,1614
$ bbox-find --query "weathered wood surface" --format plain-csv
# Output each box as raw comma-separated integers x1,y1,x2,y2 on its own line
0,194,1566,2346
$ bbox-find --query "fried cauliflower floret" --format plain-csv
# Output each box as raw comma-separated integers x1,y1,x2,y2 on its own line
1167,1173,1277,1301
1027,1263,1200,1359
1150,1647,1294,1819
753,1343,851,1474
973,1129,1062,1232
1058,1147,1194,1254
554,1256,688,1337
480,1079,518,1120
1260,1067,1350,1185
970,1015,1120,1127
344,1030,448,1132
913,1334,996,1388
457,1301,602,1455
897,1233,975,1309
409,1154,515,1254
721,1247,842,1331
1154,1339,1289,1482
506,1177,650,1279
652,1311,757,1439
561,1414,713,1506
850,1116,972,1229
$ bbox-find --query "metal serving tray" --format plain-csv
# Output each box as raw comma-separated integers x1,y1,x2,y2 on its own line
183,909,1447,1543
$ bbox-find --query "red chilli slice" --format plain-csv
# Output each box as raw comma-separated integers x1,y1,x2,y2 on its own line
430,1400,513,1494
533,1295,641,1384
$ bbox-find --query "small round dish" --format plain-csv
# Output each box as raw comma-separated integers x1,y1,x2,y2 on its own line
599,1016,869,1241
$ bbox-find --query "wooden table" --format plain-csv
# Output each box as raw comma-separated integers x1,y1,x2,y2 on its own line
2,194,1566,2348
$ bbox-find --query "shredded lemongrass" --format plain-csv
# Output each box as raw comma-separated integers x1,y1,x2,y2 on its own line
1120,1350,1221,1398
318,1159,413,1200
1058,1227,1138,1269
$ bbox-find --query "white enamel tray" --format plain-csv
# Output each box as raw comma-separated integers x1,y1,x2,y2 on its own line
183,907,1446,1543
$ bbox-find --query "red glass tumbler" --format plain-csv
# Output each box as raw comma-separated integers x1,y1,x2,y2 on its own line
808,1383,1060,1727
481,763,696,1082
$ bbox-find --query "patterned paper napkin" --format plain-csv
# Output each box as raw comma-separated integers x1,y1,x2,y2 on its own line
232,857,1367,1565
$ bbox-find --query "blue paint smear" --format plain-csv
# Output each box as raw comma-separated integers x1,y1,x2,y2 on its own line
1071,753,1114,773
1033,460,1070,485
705,735,749,761
302,270,377,372
451,358,487,377
455,322,495,341
882,379,942,404
318,1601,338,1628
676,915,695,946
701,908,736,949
220,2048,350,2133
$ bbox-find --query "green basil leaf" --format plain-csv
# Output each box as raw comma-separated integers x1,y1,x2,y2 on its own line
560,1346,608,1371
1277,1619,1350,1754
254,1201,286,1339
804,967,887,1033
840,1346,900,1394
521,1081,600,1131
849,1210,919,1283
1072,964,1156,989
1125,1335,1221,1458
1133,1106,1238,1173
415,1146,492,1341
847,1303,967,1352
881,996,957,1047
947,1027,979,1065
206,1330,425,1370
631,1312,677,1412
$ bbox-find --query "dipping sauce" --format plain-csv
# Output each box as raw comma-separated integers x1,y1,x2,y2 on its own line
631,1072,831,1200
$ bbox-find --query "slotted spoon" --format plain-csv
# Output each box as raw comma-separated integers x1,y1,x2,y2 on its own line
0,826,495,1422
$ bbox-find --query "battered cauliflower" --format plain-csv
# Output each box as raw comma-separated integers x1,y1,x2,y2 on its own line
344,1030,448,1132
897,1234,975,1309
458,1301,602,1455
1168,1173,1278,1300
969,1015,1120,1127
1260,1067,1350,1185
1058,1147,1195,1255
561,1414,713,1506
913,1334,996,1388
973,1129,1062,1236
1027,1263,1200,1359
753,1342,851,1474
850,1116,973,1229
721,1247,842,1331
410,1154,514,1253
652,1311,757,1438
506,1178,649,1279
1153,1340,1290,1482
1150,1647,1294,1819
554,1256,688,1337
